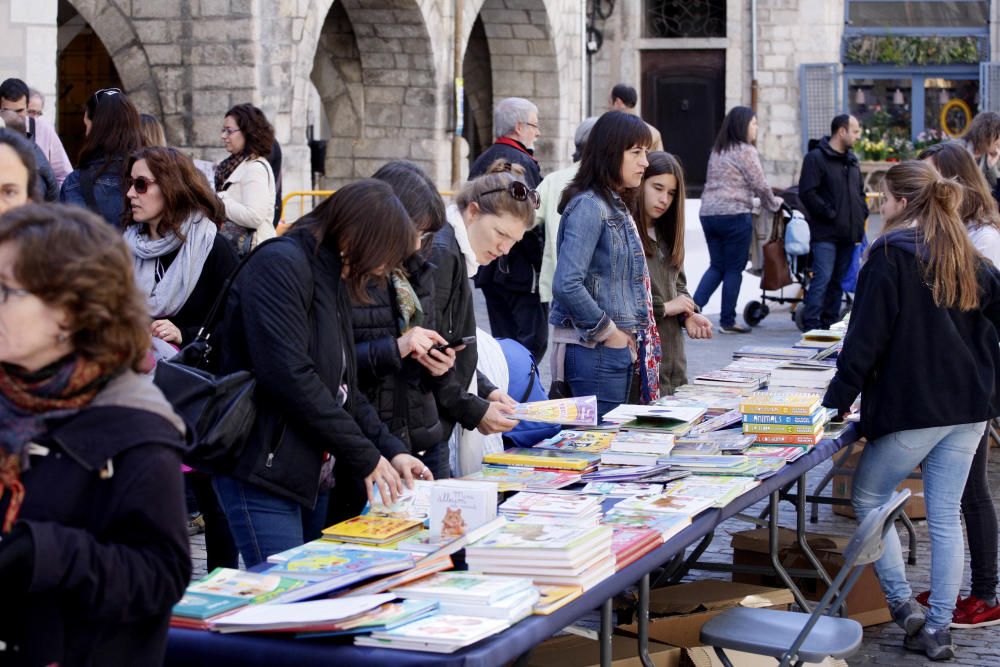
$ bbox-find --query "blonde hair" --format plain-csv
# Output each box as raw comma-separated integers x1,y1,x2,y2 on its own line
455,171,535,228
882,160,981,310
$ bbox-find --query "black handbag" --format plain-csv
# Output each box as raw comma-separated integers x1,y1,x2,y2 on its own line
153,242,265,472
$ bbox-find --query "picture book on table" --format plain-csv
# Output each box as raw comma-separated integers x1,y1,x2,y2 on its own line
357,613,510,647
173,568,309,622
467,522,610,554
614,492,715,517
739,392,822,416
482,448,600,471
534,429,616,453
512,396,599,426
391,572,534,605
533,584,583,614
499,491,600,516
427,480,498,539
580,482,664,497
321,514,423,545
602,511,691,541
602,404,707,425
460,465,581,491
266,542,414,576
295,599,440,638
367,480,434,521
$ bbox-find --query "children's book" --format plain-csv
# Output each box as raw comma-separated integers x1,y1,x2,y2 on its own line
428,480,498,539
533,584,583,614
687,409,743,434
438,588,540,622
580,482,664,497
263,543,415,601
174,568,309,621
482,448,600,471
739,392,822,416
610,527,662,569
743,421,825,435
460,465,581,491
613,493,715,517
211,594,395,633
466,523,611,560
602,511,691,541
609,431,675,455
366,480,434,521
338,554,454,598
295,599,440,638
745,445,808,462
354,613,510,653
580,463,673,483
752,431,824,445
391,572,534,605
533,429,616,453
512,396,599,426
600,451,662,466
499,491,601,516
320,515,424,545
742,410,825,425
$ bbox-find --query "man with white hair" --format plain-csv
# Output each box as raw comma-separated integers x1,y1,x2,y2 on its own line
469,97,546,360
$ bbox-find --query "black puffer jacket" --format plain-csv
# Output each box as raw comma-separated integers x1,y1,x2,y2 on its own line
352,253,444,453
217,226,408,508
798,136,868,244
0,371,191,667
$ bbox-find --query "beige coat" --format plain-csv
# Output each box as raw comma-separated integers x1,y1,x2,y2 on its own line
218,156,276,246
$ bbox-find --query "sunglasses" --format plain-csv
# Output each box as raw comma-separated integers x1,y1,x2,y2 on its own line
126,176,158,194
481,181,540,210
92,87,122,104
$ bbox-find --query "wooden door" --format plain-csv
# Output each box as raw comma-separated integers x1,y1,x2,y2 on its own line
57,28,122,163
642,50,725,196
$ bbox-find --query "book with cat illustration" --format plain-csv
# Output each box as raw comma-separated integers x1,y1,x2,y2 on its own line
427,480,498,539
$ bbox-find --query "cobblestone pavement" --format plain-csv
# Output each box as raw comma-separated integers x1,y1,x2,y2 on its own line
188,299,1000,665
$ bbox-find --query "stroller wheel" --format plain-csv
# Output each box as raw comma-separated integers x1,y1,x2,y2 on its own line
743,301,767,327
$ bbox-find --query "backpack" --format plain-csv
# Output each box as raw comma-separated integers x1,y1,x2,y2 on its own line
497,338,560,448
784,210,811,256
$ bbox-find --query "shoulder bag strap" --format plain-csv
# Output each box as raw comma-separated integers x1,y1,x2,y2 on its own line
195,237,279,344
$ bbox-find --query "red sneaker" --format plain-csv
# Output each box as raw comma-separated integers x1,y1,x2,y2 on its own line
916,590,930,607
952,596,1000,629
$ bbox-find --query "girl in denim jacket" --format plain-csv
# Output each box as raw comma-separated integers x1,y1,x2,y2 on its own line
550,111,660,418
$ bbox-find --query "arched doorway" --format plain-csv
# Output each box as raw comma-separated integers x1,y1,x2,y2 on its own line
462,16,493,167
56,0,122,162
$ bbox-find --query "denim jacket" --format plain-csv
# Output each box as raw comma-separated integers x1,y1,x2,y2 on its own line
59,157,126,228
549,188,650,342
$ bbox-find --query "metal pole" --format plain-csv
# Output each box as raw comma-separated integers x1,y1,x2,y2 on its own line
452,0,464,185
751,0,759,111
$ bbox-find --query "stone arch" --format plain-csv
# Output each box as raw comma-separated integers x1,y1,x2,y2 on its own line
305,0,443,188
463,0,566,171
62,1,163,119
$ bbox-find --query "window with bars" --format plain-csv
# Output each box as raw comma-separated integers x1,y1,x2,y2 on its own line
644,0,725,39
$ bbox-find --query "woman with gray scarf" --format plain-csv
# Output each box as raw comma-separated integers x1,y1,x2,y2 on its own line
122,146,238,357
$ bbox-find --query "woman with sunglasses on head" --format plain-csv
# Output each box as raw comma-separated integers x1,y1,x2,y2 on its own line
0,129,41,215
213,180,428,566
60,88,143,227
216,104,277,256
823,160,1000,661
0,204,190,666
122,147,238,357
634,152,713,394
336,161,456,519
428,165,539,465
550,110,659,418
692,106,782,333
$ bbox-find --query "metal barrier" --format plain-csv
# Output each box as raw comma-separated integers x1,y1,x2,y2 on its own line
280,189,457,228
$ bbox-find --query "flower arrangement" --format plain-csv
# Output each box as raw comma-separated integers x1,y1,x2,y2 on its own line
914,128,944,152
844,36,983,67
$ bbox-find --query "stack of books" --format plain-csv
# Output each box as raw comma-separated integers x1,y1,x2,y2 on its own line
481,447,600,473
612,491,716,518
745,444,808,462
600,431,675,466
733,345,817,361
659,454,760,476
460,465,581,492
295,599,440,638
533,429,615,454
211,593,398,634
601,510,691,542
580,463,675,483
391,572,539,622
691,369,767,392
609,527,662,570
465,522,615,590
171,568,307,629
669,386,743,410
262,542,416,602
580,481,665,497
321,514,423,548
354,613,511,653
795,329,844,350
767,360,837,392
662,475,760,507
603,405,707,437
686,409,742,434
499,491,603,524
740,392,827,446
675,431,756,455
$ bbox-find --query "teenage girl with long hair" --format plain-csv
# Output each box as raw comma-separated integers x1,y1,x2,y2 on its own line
823,160,1000,661
633,152,712,394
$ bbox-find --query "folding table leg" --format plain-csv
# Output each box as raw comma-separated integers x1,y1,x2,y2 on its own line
600,598,613,667
901,512,917,565
768,490,811,611
810,440,857,523
796,476,833,590
638,573,653,667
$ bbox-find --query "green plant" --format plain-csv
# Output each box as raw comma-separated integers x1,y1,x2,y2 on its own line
844,36,983,66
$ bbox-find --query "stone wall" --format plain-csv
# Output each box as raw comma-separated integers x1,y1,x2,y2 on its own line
0,1,59,115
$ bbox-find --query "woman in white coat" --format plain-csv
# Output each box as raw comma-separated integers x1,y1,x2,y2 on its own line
215,103,277,255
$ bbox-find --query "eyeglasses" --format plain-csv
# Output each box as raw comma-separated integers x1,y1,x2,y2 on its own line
0,282,30,304
524,122,539,130
221,127,241,137
125,176,157,194
27,109,42,118
481,181,541,210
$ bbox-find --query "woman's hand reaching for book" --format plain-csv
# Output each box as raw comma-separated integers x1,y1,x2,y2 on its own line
391,453,433,488
478,401,519,435
364,456,404,507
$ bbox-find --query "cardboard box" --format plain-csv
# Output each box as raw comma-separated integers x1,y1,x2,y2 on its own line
524,634,682,667
730,527,891,627
830,443,926,520
681,646,848,667
618,581,794,648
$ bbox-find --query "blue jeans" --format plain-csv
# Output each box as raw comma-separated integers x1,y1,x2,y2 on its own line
693,213,752,327
565,343,633,420
852,422,984,628
802,241,855,330
213,476,329,568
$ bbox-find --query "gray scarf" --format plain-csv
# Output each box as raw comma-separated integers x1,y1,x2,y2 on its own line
124,214,217,318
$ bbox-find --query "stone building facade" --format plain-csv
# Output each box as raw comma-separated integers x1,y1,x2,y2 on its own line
1,0,586,204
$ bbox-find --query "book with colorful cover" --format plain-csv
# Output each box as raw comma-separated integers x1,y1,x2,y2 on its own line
512,396,598,426
739,392,822,416
466,522,611,559
602,510,691,541
482,448,600,471
687,409,743,434
367,480,434,521
752,431,824,445
460,465,581,491
428,480,498,540
613,492,715,517
662,476,759,506
580,481,664,497
692,370,767,389
609,431,675,455
733,346,817,360
266,542,415,579
533,429,615,453
533,584,583,614
743,421,825,435
173,568,309,622
499,491,601,517
438,588,539,622
355,613,510,653
742,410,826,425
392,572,534,605
610,527,662,568
321,515,424,545
580,463,673,483
745,445,808,462
339,554,454,598
750,457,788,479
211,594,395,633
296,599,440,638
600,451,662,466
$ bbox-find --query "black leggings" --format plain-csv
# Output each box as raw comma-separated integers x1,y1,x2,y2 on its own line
961,424,998,600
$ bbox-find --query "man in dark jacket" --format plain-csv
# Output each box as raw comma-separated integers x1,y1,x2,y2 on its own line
469,97,548,361
798,114,868,330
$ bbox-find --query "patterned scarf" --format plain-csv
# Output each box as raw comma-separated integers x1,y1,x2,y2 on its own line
0,355,110,532
626,211,662,403
214,153,247,191
391,270,424,333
